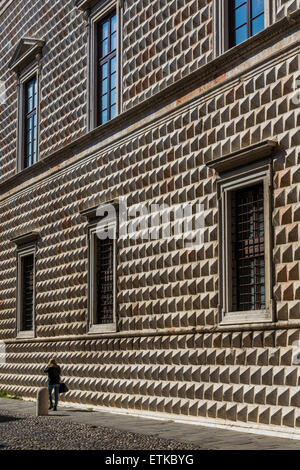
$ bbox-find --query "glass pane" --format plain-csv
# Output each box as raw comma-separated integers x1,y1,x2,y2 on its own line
110,88,116,106
251,0,264,17
101,20,109,40
252,13,264,35
111,14,116,33
101,93,108,109
110,104,116,119
102,78,108,95
235,25,248,45
235,4,247,28
111,31,117,51
101,39,108,57
110,72,116,90
101,109,108,124
110,56,116,74
101,62,108,79
235,0,246,7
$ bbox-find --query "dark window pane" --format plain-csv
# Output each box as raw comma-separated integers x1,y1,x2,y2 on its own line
252,13,264,35
251,0,264,17
21,255,34,331
235,25,248,45
95,236,114,325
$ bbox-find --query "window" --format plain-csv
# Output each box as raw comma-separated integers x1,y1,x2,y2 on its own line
24,77,38,168
9,37,44,171
16,247,36,338
86,0,121,130
213,0,272,56
88,220,117,333
232,183,265,312
97,12,117,125
217,161,273,324
229,0,265,47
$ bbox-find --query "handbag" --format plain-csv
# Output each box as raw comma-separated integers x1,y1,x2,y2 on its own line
59,382,69,394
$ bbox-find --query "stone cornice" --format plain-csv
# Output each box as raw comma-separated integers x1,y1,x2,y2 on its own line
8,37,46,73
10,231,40,246
206,140,279,173
0,10,299,197
80,199,119,220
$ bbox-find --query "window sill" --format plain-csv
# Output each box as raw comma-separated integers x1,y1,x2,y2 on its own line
16,331,35,339
88,324,117,334
220,310,273,326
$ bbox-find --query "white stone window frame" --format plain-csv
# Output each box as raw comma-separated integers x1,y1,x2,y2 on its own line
213,0,275,57
88,219,117,334
86,0,122,131
17,64,41,173
16,245,36,339
218,162,274,325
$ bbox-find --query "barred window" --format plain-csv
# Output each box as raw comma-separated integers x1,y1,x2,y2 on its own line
229,0,265,47
21,254,34,331
232,184,265,311
97,11,117,125
24,77,38,168
95,237,114,325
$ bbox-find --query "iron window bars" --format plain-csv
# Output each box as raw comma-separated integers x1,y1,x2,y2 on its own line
232,183,265,311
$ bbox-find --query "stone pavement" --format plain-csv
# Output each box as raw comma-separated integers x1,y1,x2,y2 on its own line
0,398,299,450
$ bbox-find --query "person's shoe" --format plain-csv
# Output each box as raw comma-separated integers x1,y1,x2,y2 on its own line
49,406,53,410
53,406,57,411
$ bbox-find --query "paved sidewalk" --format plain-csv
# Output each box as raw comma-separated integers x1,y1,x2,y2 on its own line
0,398,299,450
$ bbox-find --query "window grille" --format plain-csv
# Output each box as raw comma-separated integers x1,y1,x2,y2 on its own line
96,237,114,324
232,183,265,311
21,254,34,331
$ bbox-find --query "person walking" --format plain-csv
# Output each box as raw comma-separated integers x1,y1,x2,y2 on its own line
44,358,61,411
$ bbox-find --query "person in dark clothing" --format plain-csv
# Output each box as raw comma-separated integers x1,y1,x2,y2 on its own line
44,358,61,411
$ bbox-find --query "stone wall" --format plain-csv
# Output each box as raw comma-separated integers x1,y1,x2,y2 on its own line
0,0,299,436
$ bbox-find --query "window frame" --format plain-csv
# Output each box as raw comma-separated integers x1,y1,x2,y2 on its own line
88,220,117,334
16,245,36,339
87,0,121,131
17,65,40,172
213,0,273,57
218,162,274,325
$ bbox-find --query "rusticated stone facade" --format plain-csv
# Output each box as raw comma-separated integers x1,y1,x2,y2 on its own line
0,0,300,437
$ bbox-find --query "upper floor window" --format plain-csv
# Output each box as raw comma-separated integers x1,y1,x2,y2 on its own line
84,1,120,131
97,12,117,125
229,0,265,47
24,76,38,168
213,0,270,56
8,37,44,171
